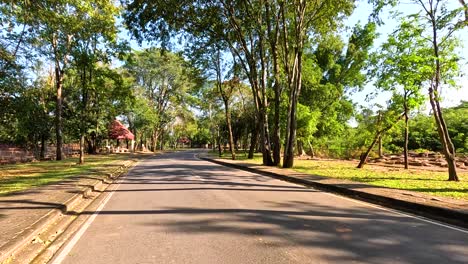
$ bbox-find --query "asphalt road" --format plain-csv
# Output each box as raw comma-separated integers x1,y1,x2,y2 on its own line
53,150,468,264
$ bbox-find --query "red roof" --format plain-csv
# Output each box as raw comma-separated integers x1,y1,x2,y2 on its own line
108,120,135,140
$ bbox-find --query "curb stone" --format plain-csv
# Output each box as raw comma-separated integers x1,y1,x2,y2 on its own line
0,159,136,264
200,156,468,230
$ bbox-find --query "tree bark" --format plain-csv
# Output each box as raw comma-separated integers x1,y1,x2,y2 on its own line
282,2,306,169
248,123,258,159
307,140,315,158
152,130,159,153
283,49,303,168
265,0,282,166
217,132,223,157
429,88,458,180
55,66,63,160
297,140,306,156
403,96,409,170
428,10,459,181
377,112,383,158
357,133,381,168
159,129,165,150
79,134,85,165
260,107,274,165
40,135,46,160
378,136,383,158
224,104,236,160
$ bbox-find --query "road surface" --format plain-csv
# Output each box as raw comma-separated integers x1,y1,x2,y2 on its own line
52,150,468,263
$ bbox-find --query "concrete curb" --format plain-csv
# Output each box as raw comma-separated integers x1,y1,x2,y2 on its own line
0,160,135,264
200,156,468,230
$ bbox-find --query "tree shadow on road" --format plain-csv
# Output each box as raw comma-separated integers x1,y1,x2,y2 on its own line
76,201,468,263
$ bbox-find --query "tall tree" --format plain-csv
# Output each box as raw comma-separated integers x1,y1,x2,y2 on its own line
279,0,354,168
123,0,275,165
413,0,463,181
69,0,120,164
374,19,427,169
12,0,119,160
124,49,198,151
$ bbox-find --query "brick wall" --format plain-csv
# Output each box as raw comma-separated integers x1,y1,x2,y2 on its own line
0,145,35,165
0,143,81,165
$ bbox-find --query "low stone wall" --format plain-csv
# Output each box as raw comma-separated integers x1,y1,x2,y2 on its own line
369,153,468,168
0,146,35,165
0,144,81,165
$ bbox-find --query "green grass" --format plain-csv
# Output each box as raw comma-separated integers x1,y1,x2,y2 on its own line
0,154,137,195
293,159,468,199
214,151,468,199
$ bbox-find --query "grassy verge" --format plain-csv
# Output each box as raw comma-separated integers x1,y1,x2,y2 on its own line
212,151,468,199
0,154,141,195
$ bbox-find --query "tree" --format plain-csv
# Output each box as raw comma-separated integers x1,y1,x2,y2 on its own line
124,49,199,151
296,103,320,156
357,104,404,168
10,0,120,160
300,22,377,158
279,0,355,168
218,77,238,160
413,0,463,181
373,19,428,169
68,0,120,164
123,0,276,165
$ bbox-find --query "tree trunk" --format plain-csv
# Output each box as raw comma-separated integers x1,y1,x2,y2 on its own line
272,90,281,166
283,50,302,168
248,124,258,159
224,101,236,160
377,112,383,158
86,137,93,154
404,102,409,170
217,135,223,157
357,133,381,168
429,15,458,181
357,113,404,168
152,130,159,152
79,134,85,165
260,108,274,166
429,88,458,180
268,9,282,166
378,136,383,158
40,135,46,160
297,140,305,156
55,66,63,160
307,140,315,158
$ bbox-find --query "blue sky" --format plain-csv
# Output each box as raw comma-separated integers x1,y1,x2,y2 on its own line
346,1,468,110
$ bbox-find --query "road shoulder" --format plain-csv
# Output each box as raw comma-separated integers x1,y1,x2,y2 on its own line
199,154,468,229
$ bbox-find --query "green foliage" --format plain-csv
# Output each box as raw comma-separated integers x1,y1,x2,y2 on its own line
123,48,201,150
373,18,428,108
192,127,211,146
299,21,377,157
296,103,320,144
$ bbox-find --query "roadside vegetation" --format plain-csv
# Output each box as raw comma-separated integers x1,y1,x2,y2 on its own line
212,151,468,199
0,154,135,195
1,0,467,196
293,160,468,199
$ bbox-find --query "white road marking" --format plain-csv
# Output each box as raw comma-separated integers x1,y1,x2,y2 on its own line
195,154,468,234
51,180,122,264
54,152,466,264
321,190,468,234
